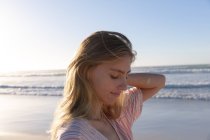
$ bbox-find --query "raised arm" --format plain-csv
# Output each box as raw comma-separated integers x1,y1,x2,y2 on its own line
127,73,166,102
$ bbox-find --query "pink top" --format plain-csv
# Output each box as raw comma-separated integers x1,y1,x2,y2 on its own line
57,87,143,140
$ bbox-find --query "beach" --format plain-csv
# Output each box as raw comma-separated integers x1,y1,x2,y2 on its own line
1,65,210,139
0,132,48,140
0,95,58,140
133,99,210,140
1,94,210,140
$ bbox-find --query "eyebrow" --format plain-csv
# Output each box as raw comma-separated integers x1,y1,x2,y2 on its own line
110,68,131,74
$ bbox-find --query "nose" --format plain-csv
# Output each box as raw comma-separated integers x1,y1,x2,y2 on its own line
118,79,127,91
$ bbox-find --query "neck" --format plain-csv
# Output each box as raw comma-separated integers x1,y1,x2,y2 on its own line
88,103,105,120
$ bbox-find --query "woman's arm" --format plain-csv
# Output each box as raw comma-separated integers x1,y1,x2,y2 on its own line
127,73,166,102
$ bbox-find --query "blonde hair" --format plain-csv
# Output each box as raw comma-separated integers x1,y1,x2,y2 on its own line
50,31,136,139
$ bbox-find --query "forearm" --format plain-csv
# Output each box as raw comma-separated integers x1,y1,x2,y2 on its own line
127,73,165,89
127,73,166,102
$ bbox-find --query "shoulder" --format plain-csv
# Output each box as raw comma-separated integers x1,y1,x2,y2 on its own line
125,87,143,105
57,118,91,140
116,87,143,126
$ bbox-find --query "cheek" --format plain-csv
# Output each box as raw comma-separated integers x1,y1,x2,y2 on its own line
92,76,110,92
91,75,114,98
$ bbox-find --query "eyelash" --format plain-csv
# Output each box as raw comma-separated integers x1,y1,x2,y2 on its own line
110,75,128,79
110,75,119,79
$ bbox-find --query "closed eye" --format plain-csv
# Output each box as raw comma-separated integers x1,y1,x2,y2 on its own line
110,75,119,79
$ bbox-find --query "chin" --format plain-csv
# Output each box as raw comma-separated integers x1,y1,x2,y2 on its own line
104,100,117,106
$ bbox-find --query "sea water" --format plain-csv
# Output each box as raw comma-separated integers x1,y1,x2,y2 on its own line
0,64,210,101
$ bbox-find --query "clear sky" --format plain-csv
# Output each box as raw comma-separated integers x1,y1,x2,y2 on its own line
0,0,210,72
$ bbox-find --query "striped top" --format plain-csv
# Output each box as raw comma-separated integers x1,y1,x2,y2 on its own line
57,87,143,140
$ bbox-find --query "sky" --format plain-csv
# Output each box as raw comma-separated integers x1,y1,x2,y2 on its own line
0,0,210,72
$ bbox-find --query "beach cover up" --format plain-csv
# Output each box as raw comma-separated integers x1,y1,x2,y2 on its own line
57,87,143,140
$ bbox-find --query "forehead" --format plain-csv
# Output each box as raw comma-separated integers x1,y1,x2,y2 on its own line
97,56,132,73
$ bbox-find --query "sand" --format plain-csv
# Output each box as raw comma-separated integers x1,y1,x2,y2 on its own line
1,95,210,140
0,132,49,140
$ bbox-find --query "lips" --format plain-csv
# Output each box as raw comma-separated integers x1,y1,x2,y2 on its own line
111,92,121,97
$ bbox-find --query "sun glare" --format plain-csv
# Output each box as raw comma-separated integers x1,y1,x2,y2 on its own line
0,8,17,73
0,6,34,73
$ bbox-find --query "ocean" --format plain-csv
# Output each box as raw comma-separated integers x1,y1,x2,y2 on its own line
0,64,210,101
1,64,210,140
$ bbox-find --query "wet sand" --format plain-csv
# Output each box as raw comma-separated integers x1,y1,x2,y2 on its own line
1,95,210,140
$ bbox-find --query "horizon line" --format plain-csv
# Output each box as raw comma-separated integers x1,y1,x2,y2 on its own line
1,63,209,74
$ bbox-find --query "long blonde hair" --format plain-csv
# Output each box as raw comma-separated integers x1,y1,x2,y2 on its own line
50,31,136,139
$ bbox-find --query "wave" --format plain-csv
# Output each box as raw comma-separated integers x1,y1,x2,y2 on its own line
1,79,210,101
132,65,210,74
165,83,210,89
157,69,210,74
2,83,208,90
0,73,65,77
154,92,210,101
0,85,64,89
133,68,210,74
0,70,65,77
1,90,210,101
0,92,62,96
0,85,63,96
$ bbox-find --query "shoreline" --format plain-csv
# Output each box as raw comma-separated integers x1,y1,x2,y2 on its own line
1,95,210,140
0,95,61,135
0,132,49,140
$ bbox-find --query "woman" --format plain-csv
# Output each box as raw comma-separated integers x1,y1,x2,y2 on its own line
51,31,165,140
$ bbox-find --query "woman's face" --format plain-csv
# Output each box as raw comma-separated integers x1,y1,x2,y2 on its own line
89,55,132,105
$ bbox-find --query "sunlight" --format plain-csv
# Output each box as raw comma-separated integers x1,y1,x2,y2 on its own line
0,6,35,73
0,8,18,73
